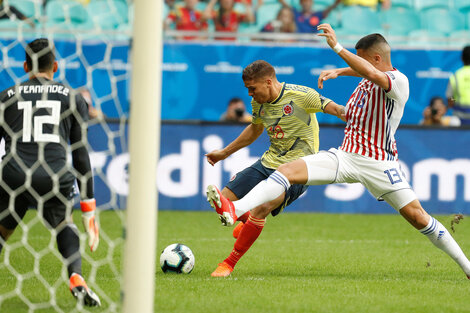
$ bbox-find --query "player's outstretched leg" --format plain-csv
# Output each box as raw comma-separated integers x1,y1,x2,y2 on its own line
69,273,102,307
207,185,237,226
233,212,250,239
232,221,244,239
400,200,470,279
212,214,266,277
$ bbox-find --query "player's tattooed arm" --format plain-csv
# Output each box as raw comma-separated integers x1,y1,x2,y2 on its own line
323,101,346,122
318,67,361,89
317,23,390,91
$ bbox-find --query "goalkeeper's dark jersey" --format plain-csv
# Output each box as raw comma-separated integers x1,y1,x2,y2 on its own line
0,77,93,198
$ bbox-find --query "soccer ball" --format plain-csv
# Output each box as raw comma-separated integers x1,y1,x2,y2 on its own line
160,243,195,274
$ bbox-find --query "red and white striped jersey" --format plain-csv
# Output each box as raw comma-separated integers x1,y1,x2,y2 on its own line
340,69,409,161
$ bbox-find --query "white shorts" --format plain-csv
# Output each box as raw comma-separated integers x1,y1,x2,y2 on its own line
301,148,417,211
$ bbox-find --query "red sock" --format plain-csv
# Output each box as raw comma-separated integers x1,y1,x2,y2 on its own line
237,212,250,223
224,215,265,268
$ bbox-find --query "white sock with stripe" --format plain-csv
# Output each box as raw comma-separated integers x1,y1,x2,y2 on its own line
234,171,291,218
420,216,470,277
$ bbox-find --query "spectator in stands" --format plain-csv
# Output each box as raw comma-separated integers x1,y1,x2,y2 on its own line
220,97,252,122
278,0,341,33
420,96,460,127
341,0,390,10
0,0,35,28
204,0,255,40
262,6,296,34
165,0,208,40
446,45,470,125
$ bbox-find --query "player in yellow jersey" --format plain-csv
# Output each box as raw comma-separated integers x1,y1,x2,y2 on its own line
205,60,345,277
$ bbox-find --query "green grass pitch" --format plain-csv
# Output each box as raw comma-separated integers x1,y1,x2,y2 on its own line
1,210,470,312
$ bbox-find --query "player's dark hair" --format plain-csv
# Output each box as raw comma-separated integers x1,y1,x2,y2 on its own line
228,97,243,106
25,38,55,72
429,96,444,108
242,60,275,81
462,46,470,65
355,33,389,51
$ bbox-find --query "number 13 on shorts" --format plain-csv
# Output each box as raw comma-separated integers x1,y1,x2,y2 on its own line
384,168,403,185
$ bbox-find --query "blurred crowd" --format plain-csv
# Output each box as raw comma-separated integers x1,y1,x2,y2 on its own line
163,0,390,40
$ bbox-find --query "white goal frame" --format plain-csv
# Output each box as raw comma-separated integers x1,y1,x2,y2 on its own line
123,0,161,312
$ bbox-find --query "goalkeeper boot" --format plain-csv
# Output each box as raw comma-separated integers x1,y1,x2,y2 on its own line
211,262,233,277
232,222,244,239
70,273,101,307
206,185,237,226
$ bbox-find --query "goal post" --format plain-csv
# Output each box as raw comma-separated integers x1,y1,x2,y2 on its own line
123,0,161,311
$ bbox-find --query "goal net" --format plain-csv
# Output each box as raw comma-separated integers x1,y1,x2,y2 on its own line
0,0,155,311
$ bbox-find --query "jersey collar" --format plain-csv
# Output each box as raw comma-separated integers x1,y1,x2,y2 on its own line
270,82,286,104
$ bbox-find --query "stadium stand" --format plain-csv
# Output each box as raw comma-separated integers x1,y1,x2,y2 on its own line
337,5,382,34
414,0,451,11
390,0,414,9
455,0,470,13
380,7,420,36
420,8,465,36
0,0,469,43
8,0,40,20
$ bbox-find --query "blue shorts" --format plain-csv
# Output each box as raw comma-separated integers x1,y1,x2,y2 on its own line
225,159,308,216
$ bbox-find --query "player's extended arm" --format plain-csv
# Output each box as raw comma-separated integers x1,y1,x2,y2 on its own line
70,116,99,252
241,0,255,23
203,0,217,20
277,0,290,8
322,0,341,18
317,23,390,91
206,123,264,166
323,101,346,122
318,67,361,89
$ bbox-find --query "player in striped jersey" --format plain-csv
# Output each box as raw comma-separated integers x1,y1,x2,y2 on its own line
206,60,346,277
208,25,470,279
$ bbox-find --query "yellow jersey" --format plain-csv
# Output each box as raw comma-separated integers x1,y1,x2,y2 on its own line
251,82,331,169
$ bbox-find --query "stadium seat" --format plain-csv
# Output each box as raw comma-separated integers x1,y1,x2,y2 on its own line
338,6,381,35
420,9,465,35
238,23,260,41
0,18,35,38
86,0,128,30
8,0,41,19
322,9,340,28
389,0,414,9
448,30,470,47
454,0,470,14
256,3,281,30
46,0,87,24
414,0,449,11
379,7,420,36
313,0,335,10
408,29,448,47
195,1,207,11
163,3,169,19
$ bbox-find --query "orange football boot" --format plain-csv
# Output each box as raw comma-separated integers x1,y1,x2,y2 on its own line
211,262,233,277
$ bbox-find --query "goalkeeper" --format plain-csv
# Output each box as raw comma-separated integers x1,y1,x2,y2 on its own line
0,38,100,306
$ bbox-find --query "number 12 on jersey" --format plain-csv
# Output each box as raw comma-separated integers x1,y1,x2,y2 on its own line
18,100,61,143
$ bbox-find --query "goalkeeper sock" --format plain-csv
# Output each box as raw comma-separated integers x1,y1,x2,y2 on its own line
420,217,470,276
57,224,82,277
225,215,265,268
234,171,290,218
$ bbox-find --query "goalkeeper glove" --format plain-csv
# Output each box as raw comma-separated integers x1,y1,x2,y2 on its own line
80,199,99,252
